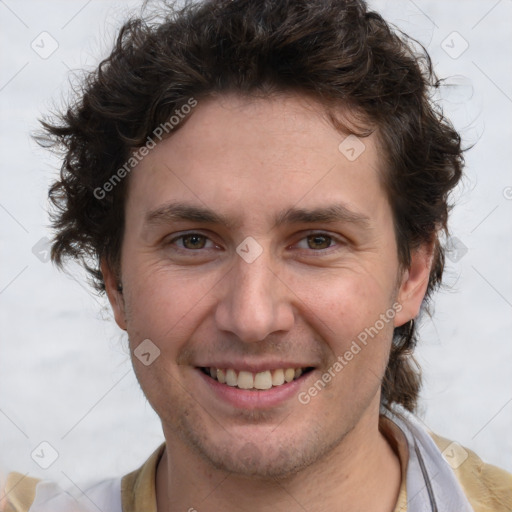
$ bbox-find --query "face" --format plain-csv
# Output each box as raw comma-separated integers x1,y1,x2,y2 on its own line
104,93,430,479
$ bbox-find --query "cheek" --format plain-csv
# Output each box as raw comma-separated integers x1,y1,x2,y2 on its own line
121,261,220,347
296,267,396,340
303,275,395,395
295,266,397,395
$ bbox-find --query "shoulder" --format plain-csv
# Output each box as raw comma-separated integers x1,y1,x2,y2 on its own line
120,443,165,512
429,432,512,512
2,471,122,512
2,472,40,512
2,444,164,512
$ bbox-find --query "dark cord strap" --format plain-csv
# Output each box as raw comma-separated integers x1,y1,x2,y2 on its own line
414,438,438,512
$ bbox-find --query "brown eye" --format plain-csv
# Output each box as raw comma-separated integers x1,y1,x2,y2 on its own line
181,234,207,249
306,234,333,250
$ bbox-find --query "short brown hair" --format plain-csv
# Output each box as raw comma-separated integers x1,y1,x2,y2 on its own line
41,0,464,412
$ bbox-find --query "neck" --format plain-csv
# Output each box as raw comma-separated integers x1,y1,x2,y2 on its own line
156,410,402,512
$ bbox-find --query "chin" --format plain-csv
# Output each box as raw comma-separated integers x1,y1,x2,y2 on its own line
202,442,315,480
178,418,345,480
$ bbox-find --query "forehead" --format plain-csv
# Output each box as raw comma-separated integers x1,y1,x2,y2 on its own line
125,93,387,227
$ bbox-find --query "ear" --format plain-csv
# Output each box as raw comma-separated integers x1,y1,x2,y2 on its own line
101,259,127,331
394,242,435,328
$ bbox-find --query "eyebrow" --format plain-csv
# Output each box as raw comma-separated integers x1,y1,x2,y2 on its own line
144,201,371,231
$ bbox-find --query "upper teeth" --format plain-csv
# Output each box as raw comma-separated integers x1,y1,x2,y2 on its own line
208,367,304,390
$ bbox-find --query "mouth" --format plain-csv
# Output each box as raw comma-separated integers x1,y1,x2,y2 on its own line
198,366,315,391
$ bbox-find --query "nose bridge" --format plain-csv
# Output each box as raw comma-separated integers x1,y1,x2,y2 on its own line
215,247,293,343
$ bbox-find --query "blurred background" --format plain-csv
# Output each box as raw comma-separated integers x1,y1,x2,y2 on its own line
1,0,511,489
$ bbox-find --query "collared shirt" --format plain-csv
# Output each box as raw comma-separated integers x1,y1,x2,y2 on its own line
4,411,512,511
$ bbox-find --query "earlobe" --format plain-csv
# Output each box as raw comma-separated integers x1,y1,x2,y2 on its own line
101,259,127,331
394,243,434,328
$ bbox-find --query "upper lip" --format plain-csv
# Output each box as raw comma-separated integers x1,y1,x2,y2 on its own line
195,361,315,373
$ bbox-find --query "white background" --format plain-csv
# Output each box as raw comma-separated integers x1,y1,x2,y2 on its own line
1,0,511,490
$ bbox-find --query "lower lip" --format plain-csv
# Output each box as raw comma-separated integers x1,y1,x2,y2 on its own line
196,369,312,410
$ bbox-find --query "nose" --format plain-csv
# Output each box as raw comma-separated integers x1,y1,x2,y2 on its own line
214,250,295,343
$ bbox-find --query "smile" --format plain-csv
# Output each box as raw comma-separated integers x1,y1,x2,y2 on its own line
199,367,314,391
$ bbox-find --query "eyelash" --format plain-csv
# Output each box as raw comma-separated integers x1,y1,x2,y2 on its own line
167,231,344,255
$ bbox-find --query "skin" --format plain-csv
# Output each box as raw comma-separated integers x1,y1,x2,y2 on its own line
103,92,432,511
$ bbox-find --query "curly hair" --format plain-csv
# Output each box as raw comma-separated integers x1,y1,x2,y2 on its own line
41,0,464,412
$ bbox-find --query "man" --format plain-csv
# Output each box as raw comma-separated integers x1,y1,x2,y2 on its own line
4,0,511,510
